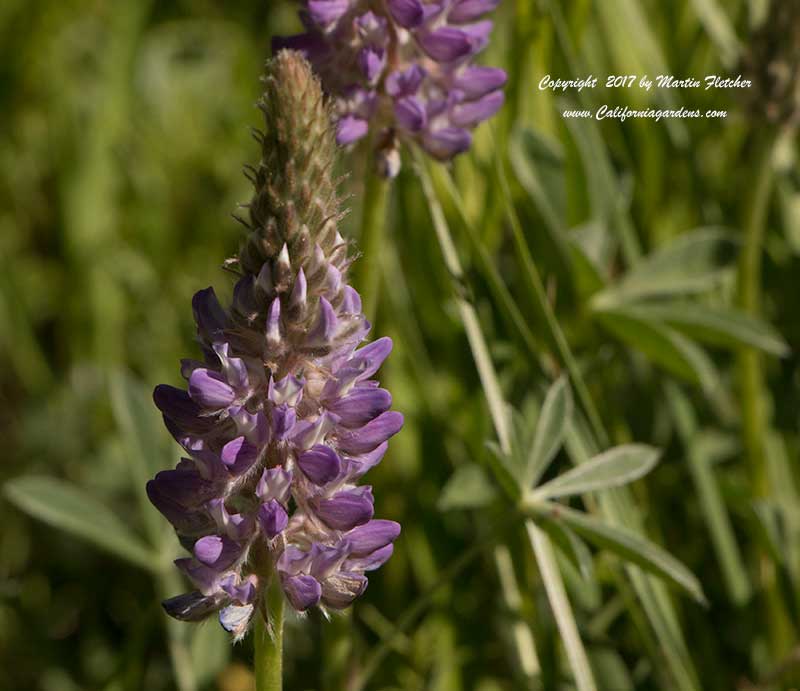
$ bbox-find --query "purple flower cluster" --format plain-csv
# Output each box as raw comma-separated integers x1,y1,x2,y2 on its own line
275,0,506,174
147,52,402,639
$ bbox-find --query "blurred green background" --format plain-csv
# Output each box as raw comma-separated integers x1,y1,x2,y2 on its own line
2,1,799,690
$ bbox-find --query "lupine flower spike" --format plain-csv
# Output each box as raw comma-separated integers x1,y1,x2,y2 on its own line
275,0,507,176
147,51,403,640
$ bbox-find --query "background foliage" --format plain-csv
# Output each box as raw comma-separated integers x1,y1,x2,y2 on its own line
2,1,799,690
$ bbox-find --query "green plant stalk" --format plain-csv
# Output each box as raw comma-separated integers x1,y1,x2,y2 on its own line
354,158,391,320
737,134,775,499
492,141,609,448
527,520,597,691
435,165,544,363
736,131,796,656
254,579,284,691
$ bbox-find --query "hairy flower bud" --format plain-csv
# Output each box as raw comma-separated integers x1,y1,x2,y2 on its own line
149,51,402,639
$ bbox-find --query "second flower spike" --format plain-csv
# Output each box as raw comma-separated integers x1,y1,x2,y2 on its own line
275,0,507,176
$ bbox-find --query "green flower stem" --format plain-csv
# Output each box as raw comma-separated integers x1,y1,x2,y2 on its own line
354,158,391,321
492,141,610,449
737,132,775,499
527,520,597,691
254,579,284,691
415,153,512,449
435,166,544,367
737,131,796,656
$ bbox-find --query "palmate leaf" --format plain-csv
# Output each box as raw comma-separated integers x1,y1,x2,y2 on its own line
626,302,789,357
533,444,660,499
525,376,573,488
592,227,738,306
4,475,157,571
593,307,719,391
539,504,706,604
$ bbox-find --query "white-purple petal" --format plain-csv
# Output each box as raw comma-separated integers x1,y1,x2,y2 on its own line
451,90,505,127
297,444,342,485
345,543,395,572
256,466,294,503
219,574,258,605
272,404,297,440
308,0,350,27
345,519,401,556
453,66,507,98
193,535,241,570
175,558,222,596
265,297,282,349
329,387,392,427
219,603,255,640
278,546,314,576
153,385,215,433
337,115,370,145
359,47,386,85
387,0,424,28
394,96,427,132
291,412,339,450
258,499,289,538
289,268,307,312
342,441,389,481
268,374,304,407
309,542,350,580
335,411,404,455
220,436,259,475
282,574,322,611
448,0,500,23
188,369,236,410
386,65,426,97
418,27,473,62
315,488,374,530
422,127,472,160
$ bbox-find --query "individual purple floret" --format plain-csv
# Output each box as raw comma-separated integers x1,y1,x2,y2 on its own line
147,51,402,640
274,0,506,176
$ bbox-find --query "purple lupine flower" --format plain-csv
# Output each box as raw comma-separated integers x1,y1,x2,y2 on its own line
274,0,506,176
149,51,402,640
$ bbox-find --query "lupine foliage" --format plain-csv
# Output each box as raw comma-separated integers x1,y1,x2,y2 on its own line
2,2,800,691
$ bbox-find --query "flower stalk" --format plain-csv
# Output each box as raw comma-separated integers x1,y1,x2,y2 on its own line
254,579,284,691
